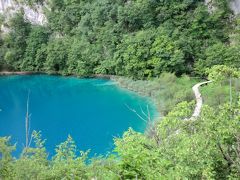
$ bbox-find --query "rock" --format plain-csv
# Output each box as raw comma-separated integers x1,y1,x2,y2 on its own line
230,0,240,14
205,0,240,15
0,0,47,33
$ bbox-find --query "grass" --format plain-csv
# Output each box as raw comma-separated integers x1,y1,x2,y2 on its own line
112,72,199,116
201,78,240,107
113,73,240,124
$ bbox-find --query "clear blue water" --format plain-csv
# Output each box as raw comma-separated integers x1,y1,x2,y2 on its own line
0,75,157,157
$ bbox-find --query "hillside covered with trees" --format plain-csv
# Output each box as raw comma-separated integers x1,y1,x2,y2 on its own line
0,0,240,179
0,0,239,78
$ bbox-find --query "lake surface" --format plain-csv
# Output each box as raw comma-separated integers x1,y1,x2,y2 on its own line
0,75,157,157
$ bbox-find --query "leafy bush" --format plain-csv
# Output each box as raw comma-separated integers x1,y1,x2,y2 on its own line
1,99,240,179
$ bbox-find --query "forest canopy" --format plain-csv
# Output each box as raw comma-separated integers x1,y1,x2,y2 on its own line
0,0,239,78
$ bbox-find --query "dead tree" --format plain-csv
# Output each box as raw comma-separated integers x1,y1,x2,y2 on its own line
125,104,161,145
25,91,31,148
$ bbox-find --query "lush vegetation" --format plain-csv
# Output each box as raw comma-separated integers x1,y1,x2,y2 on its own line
1,0,240,179
0,98,240,179
113,69,240,115
113,73,198,115
0,0,239,78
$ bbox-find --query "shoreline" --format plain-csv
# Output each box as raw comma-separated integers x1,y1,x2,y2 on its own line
0,71,39,75
0,71,115,79
0,71,211,129
0,71,160,128
0,70,160,111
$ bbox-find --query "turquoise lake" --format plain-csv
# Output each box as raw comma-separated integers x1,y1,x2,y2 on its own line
0,75,157,157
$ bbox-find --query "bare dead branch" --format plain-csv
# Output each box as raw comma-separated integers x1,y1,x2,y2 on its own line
125,103,148,123
140,106,149,119
25,90,31,148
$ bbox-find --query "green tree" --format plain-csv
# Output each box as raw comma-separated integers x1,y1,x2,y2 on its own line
207,65,240,106
196,43,240,75
44,38,69,74
48,135,88,179
21,26,50,71
114,29,156,79
12,131,48,179
0,137,15,179
150,34,185,76
67,38,93,76
3,13,31,70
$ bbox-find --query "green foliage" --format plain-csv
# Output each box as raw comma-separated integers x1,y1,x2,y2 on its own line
114,99,240,179
207,65,240,82
44,38,69,74
0,137,15,179
1,99,240,179
0,0,234,77
12,131,48,179
197,102,240,179
0,15,3,29
114,72,197,115
114,128,160,179
21,26,50,71
86,155,120,179
200,66,240,107
1,1,240,178
48,135,88,179
66,38,93,76
3,13,31,70
114,29,156,79
201,83,231,107
196,43,240,75
0,35,7,70
150,33,185,76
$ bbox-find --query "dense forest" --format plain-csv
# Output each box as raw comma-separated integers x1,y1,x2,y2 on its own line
0,0,240,179
0,0,239,78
